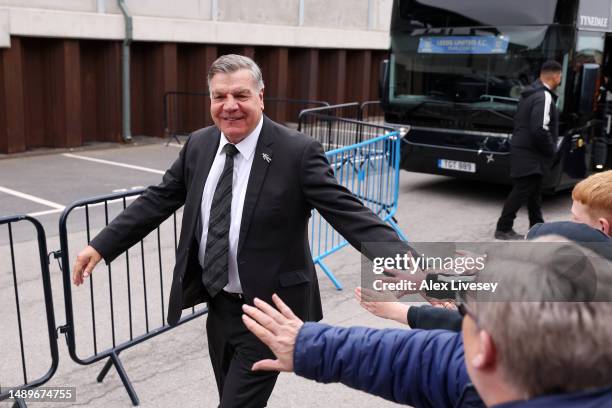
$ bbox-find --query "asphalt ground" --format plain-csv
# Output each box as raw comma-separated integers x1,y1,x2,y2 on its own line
0,135,572,408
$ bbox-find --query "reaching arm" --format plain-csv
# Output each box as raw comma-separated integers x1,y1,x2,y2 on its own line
354,287,410,325
294,323,468,407
407,305,463,332
242,295,470,408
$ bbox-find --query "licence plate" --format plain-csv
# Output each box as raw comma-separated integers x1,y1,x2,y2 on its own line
437,159,476,173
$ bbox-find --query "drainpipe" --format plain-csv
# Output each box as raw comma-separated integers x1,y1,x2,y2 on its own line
117,0,132,142
96,0,106,13
298,0,304,26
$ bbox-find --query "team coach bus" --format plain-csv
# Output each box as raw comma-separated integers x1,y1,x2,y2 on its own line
380,0,612,191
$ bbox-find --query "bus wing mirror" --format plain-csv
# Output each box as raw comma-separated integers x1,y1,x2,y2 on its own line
579,63,600,114
379,59,389,101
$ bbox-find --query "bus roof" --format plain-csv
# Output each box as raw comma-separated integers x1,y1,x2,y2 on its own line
392,0,612,32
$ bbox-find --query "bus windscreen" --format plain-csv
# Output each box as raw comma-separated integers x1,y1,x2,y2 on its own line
390,26,573,110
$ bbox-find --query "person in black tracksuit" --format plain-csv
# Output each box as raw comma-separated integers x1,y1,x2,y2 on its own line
495,60,562,240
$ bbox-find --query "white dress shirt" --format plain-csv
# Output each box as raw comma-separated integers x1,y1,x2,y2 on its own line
198,116,263,294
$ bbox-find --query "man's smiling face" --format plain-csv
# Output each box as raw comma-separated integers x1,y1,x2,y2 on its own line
209,69,264,144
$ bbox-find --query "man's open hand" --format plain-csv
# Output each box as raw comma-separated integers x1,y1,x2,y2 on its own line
242,294,303,372
72,245,102,286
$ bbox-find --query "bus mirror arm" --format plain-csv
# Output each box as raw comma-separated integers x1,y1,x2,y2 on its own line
564,119,598,139
554,119,600,162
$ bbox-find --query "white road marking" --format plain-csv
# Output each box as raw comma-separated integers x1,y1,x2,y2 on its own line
27,208,64,217
0,185,65,210
27,196,140,217
62,153,165,175
168,143,182,148
113,186,145,193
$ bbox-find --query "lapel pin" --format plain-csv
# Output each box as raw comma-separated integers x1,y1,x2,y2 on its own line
262,153,272,163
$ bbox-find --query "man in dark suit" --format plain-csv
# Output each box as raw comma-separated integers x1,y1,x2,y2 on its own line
72,54,406,407
495,60,562,240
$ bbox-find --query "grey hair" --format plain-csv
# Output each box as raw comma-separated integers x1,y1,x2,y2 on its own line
468,237,612,397
207,54,264,92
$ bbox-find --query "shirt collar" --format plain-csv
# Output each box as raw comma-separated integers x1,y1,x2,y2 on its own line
218,115,263,160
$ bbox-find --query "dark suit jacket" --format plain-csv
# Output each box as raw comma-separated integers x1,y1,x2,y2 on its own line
90,116,404,326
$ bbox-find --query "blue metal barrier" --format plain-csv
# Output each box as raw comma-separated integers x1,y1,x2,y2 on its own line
308,121,408,290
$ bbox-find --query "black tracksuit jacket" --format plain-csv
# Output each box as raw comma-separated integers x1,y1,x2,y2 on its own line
510,79,559,178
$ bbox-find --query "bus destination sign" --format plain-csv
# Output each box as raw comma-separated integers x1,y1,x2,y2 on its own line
417,36,509,54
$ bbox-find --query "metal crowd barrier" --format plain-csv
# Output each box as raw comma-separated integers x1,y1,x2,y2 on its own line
298,110,389,150
297,101,386,125
263,97,329,128
298,102,391,149
57,190,207,406
360,100,385,125
163,91,329,143
297,102,361,126
310,119,409,289
0,215,59,408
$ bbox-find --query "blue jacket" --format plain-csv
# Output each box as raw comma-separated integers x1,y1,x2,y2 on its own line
294,323,476,407
294,323,612,408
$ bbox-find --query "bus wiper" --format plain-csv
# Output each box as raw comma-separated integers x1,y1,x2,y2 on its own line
479,94,519,104
481,108,514,122
451,102,514,124
465,107,514,123
406,99,449,114
406,100,428,114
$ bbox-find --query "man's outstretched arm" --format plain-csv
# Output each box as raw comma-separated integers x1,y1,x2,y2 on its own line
299,138,410,257
73,135,191,285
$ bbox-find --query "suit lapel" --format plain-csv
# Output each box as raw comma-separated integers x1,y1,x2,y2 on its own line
238,117,274,255
192,129,221,243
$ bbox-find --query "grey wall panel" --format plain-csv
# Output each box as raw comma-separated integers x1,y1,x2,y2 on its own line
303,0,368,29
218,0,299,25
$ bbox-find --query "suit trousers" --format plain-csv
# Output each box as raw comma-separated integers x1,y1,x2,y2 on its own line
206,291,279,407
496,174,544,232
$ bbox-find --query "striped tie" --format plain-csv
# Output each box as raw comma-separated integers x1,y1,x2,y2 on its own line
201,143,239,297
